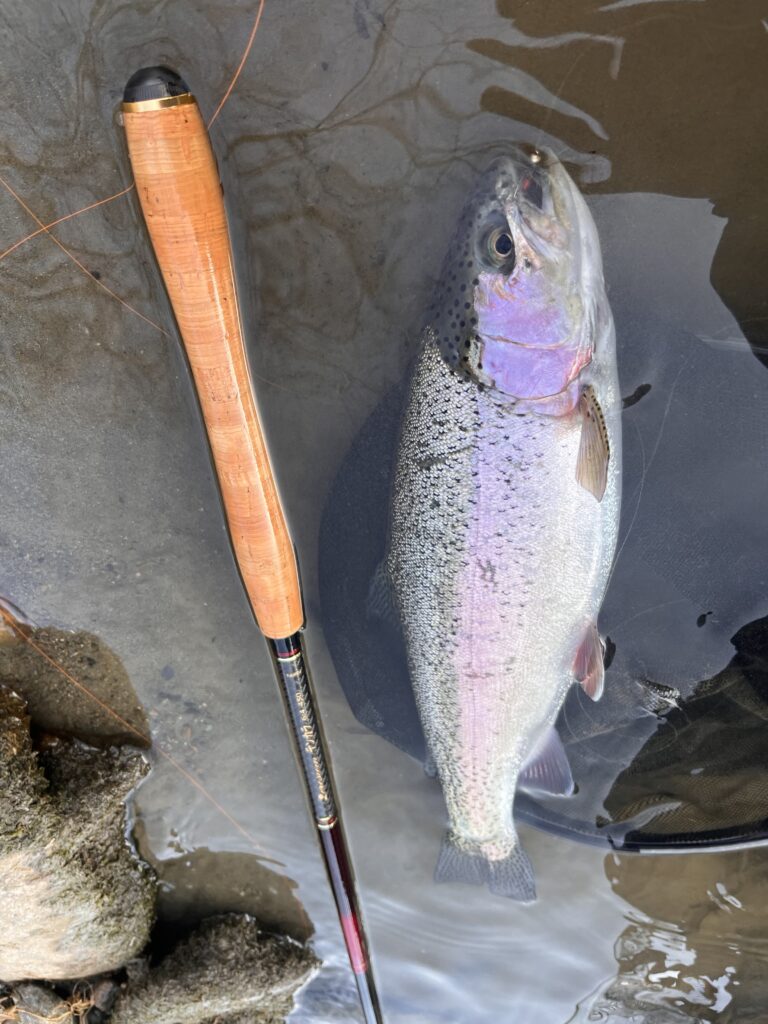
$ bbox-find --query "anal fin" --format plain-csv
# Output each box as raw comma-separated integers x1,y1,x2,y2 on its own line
519,725,574,797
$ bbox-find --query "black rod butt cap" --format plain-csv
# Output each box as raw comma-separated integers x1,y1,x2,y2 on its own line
123,66,190,103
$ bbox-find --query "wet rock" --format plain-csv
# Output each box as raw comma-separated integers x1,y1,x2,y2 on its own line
89,977,121,1019
1,980,110,1023
3,983,63,1024
0,687,155,980
110,915,318,1024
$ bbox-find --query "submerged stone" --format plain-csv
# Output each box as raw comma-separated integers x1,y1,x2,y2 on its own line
0,626,150,748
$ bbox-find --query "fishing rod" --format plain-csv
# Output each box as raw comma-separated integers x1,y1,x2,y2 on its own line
120,66,383,1024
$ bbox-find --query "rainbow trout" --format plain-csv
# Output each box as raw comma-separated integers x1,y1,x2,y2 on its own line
380,148,621,901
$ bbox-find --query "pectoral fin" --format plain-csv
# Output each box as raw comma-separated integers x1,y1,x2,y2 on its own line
574,622,606,701
576,386,610,501
519,725,574,796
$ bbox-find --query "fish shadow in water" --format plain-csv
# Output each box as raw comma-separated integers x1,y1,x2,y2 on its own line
319,380,427,764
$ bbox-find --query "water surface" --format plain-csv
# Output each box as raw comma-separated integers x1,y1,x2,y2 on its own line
1,0,766,1020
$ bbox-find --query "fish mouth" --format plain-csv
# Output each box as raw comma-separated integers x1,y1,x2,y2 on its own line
474,149,584,275
482,147,565,221
500,146,552,214
503,148,602,307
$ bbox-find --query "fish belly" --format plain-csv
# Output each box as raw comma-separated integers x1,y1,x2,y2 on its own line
389,339,618,853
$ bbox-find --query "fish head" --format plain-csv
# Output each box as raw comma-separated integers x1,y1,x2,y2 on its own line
429,148,609,403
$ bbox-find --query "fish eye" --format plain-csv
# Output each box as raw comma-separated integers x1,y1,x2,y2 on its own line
486,227,515,267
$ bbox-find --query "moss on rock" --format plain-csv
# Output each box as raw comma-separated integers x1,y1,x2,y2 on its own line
0,687,155,981
110,915,318,1024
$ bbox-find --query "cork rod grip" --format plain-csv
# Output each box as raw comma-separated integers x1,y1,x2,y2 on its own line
122,95,303,639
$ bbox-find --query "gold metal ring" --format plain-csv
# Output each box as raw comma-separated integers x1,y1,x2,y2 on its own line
275,651,303,664
122,94,196,113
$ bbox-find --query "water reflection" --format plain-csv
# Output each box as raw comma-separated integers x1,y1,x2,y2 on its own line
600,615,768,847
489,0,768,364
571,847,768,1022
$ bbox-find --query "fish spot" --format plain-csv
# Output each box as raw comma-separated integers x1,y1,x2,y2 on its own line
478,558,497,586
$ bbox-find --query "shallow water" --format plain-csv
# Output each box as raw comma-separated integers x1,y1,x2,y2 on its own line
1,0,767,1020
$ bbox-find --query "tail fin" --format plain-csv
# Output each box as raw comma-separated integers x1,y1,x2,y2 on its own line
434,833,536,903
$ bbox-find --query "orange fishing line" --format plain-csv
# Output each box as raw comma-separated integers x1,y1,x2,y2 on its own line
0,0,268,317
207,0,266,128
0,173,169,337
0,183,134,264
